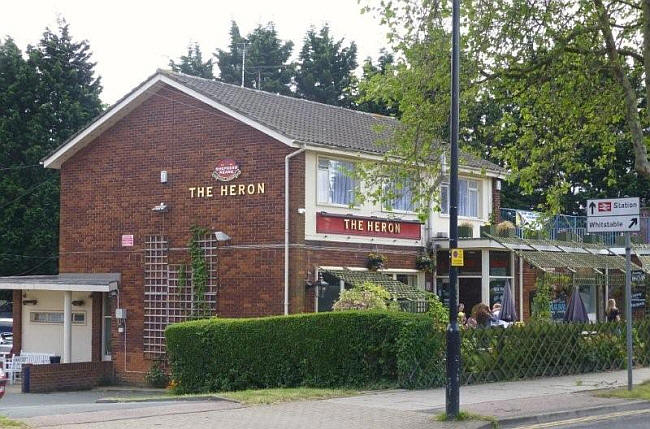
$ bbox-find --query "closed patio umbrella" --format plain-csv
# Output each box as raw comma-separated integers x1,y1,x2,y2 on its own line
498,279,517,322
563,287,589,323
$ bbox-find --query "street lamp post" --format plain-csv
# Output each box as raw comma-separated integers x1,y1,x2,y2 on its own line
446,0,462,418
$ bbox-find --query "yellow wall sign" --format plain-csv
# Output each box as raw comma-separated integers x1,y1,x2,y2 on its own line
451,248,464,266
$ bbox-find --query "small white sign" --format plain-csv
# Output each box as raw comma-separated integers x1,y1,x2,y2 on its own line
121,234,134,247
587,197,640,217
586,215,640,233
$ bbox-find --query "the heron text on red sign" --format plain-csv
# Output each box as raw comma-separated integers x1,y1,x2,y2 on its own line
316,213,422,240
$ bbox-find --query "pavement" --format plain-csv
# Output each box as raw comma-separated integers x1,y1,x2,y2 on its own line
1,367,649,428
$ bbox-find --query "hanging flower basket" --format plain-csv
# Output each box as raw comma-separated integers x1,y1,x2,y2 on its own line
415,253,436,272
367,252,387,271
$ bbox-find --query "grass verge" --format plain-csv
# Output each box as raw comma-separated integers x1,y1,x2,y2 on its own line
99,387,358,405
0,415,28,428
220,387,358,405
436,411,499,428
596,380,650,400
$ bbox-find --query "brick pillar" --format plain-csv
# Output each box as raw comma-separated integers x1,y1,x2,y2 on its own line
492,178,502,223
11,290,22,355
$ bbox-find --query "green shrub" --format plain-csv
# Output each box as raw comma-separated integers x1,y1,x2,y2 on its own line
333,281,393,311
165,311,427,393
145,361,170,388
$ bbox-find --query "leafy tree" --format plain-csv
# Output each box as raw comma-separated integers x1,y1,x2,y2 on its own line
356,50,399,116
169,43,214,79
531,275,553,322
0,21,103,276
215,21,294,95
215,21,246,85
295,25,358,107
360,0,650,214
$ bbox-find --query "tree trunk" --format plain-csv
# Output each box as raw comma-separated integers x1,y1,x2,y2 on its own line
594,0,650,178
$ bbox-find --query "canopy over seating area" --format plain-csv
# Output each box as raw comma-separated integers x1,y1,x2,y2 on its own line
484,234,645,274
322,269,429,313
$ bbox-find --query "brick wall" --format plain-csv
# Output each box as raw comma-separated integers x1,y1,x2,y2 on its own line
512,255,541,322
22,361,113,393
56,84,427,382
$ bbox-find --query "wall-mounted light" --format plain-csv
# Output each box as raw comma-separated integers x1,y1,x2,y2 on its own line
152,202,168,213
214,231,231,242
495,179,502,191
297,208,306,214
23,299,37,305
160,170,168,184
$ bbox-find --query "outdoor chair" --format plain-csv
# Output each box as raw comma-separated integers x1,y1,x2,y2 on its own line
4,355,28,385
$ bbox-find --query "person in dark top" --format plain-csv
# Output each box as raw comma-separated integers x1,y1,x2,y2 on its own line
606,299,621,322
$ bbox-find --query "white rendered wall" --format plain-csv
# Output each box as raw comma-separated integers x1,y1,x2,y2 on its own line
304,150,494,245
21,290,92,362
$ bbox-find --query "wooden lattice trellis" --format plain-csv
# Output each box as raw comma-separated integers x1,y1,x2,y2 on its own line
144,234,219,358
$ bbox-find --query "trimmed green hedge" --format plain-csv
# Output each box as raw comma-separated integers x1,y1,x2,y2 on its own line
165,311,429,393
166,312,650,394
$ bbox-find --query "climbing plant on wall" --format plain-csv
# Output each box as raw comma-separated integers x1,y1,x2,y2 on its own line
188,224,210,317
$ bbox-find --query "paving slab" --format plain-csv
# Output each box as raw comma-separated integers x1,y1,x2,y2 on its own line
26,401,490,429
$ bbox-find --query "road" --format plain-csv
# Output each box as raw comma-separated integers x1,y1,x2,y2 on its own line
513,408,650,429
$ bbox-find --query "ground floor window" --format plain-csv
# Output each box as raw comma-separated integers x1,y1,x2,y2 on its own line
30,311,86,325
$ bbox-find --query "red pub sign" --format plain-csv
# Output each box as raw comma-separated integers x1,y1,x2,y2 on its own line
316,213,422,240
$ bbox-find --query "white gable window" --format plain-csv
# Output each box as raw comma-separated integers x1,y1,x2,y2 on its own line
440,178,479,218
383,179,416,213
317,158,357,206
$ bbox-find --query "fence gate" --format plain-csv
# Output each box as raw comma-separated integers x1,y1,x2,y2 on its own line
143,235,218,358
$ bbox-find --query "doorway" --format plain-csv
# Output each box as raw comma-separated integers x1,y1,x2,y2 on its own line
459,278,482,314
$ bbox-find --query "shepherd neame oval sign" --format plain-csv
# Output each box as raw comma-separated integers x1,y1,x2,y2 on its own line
212,159,241,182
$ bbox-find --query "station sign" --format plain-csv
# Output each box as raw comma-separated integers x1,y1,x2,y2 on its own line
586,197,640,233
587,197,640,217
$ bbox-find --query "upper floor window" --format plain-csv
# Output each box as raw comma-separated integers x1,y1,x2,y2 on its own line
440,178,479,218
317,158,357,206
383,179,416,213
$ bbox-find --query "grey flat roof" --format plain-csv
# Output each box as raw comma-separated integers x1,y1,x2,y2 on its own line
0,273,120,292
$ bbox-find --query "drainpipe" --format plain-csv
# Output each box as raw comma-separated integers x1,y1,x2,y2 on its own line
285,146,306,315
63,291,72,363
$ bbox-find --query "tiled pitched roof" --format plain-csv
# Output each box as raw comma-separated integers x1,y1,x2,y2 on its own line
160,70,505,174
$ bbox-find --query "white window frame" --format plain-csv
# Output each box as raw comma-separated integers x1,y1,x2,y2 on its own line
440,178,480,219
316,156,358,208
30,311,86,325
381,179,417,214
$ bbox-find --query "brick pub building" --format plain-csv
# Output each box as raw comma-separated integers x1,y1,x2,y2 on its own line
0,70,515,383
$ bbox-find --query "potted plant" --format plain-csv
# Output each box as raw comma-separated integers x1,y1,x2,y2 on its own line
415,253,436,272
367,252,387,271
458,222,474,238
496,220,516,237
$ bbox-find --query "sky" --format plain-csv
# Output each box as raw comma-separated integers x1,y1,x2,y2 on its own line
1,0,389,104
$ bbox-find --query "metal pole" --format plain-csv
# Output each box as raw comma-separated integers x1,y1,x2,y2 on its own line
241,45,246,87
446,0,461,418
625,232,633,390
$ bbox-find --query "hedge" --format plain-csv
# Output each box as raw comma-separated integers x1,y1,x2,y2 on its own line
166,312,650,393
165,311,429,393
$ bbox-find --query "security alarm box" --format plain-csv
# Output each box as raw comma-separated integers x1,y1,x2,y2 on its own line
115,308,127,319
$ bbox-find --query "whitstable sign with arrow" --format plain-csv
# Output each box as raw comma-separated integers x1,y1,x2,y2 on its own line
586,197,640,232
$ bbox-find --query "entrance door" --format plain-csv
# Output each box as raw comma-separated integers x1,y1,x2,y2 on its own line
459,278,482,314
